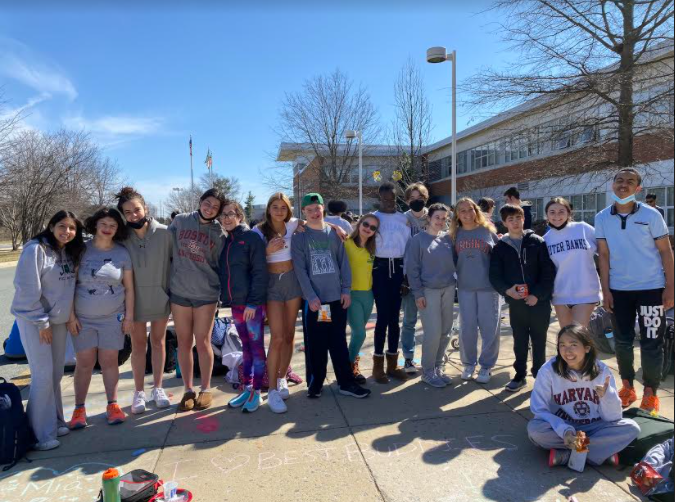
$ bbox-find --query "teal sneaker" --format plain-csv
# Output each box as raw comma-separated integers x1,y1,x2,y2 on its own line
243,390,261,413
228,387,251,408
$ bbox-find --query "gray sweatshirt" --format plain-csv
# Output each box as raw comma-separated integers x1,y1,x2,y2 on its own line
123,218,173,321
169,211,225,302
291,225,351,303
405,231,456,299
11,239,76,329
454,226,499,291
404,209,429,237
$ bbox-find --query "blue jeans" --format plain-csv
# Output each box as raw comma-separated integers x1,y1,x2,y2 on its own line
401,293,418,360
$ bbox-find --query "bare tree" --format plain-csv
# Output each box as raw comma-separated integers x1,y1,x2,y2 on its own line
464,0,674,184
276,69,380,199
390,57,433,188
165,186,202,214
199,172,241,201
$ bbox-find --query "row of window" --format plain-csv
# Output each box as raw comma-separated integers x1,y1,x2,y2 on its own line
430,122,599,179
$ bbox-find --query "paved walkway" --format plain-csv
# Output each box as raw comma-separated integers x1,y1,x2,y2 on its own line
1,310,673,502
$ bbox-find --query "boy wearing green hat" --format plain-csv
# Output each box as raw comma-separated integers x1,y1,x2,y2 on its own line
291,193,371,399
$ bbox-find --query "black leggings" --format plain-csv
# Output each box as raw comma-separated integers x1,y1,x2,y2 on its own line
372,257,405,355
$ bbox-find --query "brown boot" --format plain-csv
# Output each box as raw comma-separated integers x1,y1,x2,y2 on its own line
372,354,389,384
352,357,367,385
385,352,408,381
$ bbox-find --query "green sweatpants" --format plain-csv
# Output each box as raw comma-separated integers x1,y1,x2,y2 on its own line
347,290,374,362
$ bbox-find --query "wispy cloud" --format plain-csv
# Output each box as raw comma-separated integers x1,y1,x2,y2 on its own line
0,37,77,101
64,114,164,136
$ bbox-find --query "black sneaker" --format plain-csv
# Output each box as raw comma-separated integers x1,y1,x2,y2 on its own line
404,359,418,374
307,387,322,399
339,384,371,399
505,378,527,393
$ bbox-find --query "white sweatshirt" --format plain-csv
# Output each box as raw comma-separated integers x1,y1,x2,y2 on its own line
373,211,410,258
530,358,622,439
543,221,601,305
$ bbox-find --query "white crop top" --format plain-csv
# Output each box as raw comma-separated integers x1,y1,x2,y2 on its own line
252,218,300,263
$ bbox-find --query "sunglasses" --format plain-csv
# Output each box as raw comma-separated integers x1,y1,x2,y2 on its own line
361,222,378,232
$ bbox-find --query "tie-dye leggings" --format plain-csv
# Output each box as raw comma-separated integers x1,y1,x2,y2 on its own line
232,305,267,390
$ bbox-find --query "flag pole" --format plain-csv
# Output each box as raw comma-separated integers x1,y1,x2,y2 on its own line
189,135,195,207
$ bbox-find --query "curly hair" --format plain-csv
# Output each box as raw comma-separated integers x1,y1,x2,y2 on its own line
85,207,128,242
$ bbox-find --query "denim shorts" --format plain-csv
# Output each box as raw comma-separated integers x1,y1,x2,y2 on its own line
170,293,218,309
268,270,303,302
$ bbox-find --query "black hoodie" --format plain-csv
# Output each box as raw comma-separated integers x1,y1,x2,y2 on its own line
489,229,556,305
219,224,268,307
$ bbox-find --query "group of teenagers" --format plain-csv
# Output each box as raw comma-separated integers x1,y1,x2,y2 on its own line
10,166,674,469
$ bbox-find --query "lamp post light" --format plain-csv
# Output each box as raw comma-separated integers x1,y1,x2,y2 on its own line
427,46,457,207
345,129,363,216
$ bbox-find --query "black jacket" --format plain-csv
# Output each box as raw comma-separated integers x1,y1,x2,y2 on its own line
489,230,556,305
219,225,268,307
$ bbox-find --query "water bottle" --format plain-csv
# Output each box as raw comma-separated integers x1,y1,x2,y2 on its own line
605,330,616,352
101,468,121,502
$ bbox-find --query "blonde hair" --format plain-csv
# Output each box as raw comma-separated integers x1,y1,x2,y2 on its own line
257,192,293,242
449,197,496,240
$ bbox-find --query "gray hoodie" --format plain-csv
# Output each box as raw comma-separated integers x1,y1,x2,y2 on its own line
405,231,456,299
404,209,429,237
169,211,225,302
11,239,76,329
454,226,499,291
291,225,351,303
123,218,173,321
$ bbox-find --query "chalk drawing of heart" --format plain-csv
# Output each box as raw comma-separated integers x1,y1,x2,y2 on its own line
210,455,251,475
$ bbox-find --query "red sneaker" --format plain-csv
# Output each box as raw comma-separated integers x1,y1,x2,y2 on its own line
68,407,88,430
618,380,637,408
106,403,126,425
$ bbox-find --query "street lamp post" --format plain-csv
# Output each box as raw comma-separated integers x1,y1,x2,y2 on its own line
427,46,457,207
345,130,363,215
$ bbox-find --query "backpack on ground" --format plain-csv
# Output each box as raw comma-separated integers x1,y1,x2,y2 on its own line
97,469,161,502
619,408,674,466
145,329,178,374
0,377,35,471
588,306,616,354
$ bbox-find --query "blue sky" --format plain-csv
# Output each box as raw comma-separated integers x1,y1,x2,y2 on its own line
0,1,513,212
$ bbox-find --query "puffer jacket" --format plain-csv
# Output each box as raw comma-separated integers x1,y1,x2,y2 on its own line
219,224,268,307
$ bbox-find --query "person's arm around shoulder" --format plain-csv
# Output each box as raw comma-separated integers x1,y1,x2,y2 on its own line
291,233,320,311
530,363,576,441
595,365,622,423
651,211,674,311
332,230,351,309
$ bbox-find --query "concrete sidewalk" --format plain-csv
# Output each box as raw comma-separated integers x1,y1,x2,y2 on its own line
1,310,673,502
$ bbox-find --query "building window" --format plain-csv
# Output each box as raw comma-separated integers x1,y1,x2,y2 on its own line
570,192,607,225
637,186,674,228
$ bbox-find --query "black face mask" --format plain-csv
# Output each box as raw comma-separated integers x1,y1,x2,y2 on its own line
198,209,219,222
409,200,425,212
549,220,569,231
127,217,148,230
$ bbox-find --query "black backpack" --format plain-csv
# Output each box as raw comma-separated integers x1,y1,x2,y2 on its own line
620,408,674,466
0,377,35,471
145,330,178,374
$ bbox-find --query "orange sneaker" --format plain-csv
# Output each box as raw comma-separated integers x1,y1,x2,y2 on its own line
68,407,88,430
640,389,660,415
106,403,126,425
618,380,637,408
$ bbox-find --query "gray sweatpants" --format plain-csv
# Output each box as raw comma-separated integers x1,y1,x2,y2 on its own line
458,289,501,371
527,418,640,465
17,319,68,444
418,285,456,372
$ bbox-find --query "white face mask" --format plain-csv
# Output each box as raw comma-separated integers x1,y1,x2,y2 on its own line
611,193,637,205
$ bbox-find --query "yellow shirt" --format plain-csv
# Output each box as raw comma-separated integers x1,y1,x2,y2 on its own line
345,238,374,291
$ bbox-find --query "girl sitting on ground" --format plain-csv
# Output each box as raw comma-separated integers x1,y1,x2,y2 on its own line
528,324,640,467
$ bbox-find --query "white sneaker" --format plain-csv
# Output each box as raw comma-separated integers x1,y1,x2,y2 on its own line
131,391,147,414
476,368,492,384
267,389,287,414
461,366,475,381
151,387,171,408
277,378,290,400
34,439,60,451
57,426,70,437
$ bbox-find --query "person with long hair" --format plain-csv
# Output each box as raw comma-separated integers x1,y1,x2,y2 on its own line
11,211,85,450
169,188,226,412
345,213,380,384
219,200,269,413
67,208,134,429
450,197,501,384
528,324,640,468
405,203,456,388
543,197,601,328
253,192,304,412
115,187,173,414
